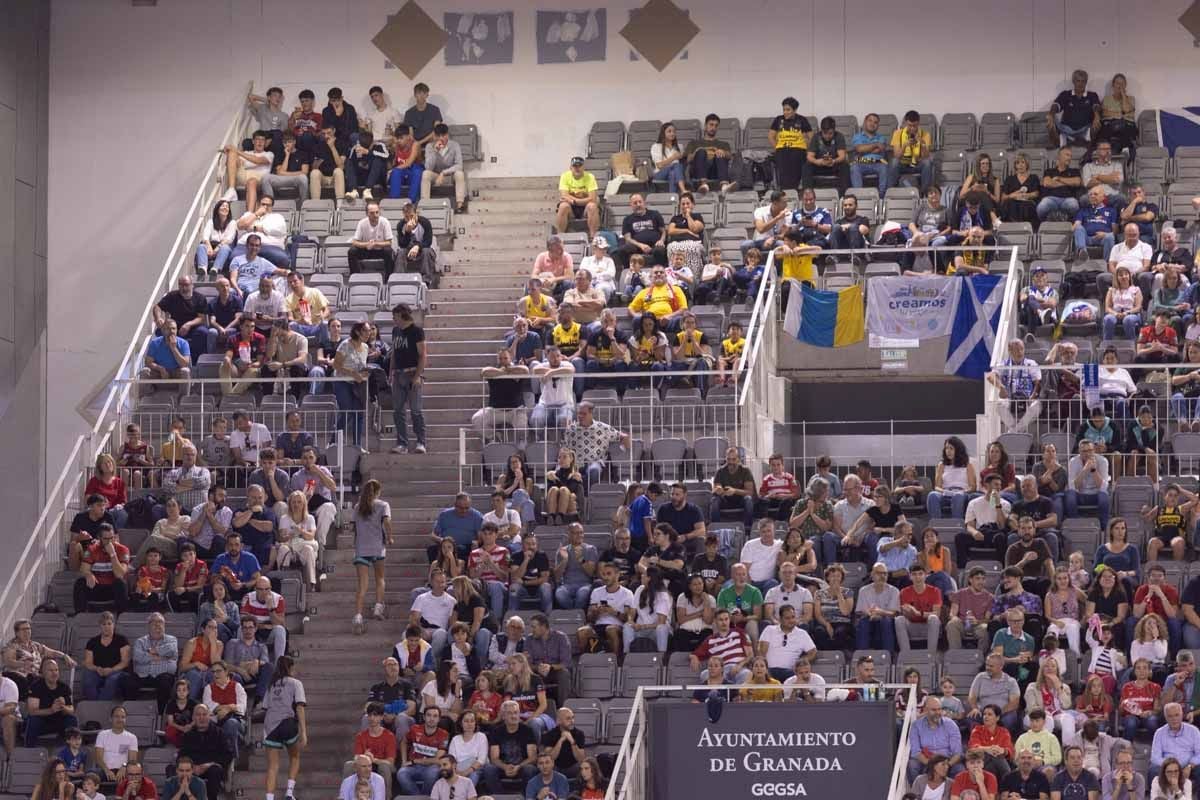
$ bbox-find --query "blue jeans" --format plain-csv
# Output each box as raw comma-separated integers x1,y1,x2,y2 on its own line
83,669,131,701
510,582,553,613
24,713,79,747
709,494,755,530
196,243,233,273
888,159,934,192
397,764,440,794
388,165,425,203
926,491,970,519
1064,490,1110,531
234,242,291,269
391,371,426,448
1103,313,1141,340
182,667,213,700
1173,393,1200,423
509,489,536,526
482,579,507,616
332,380,365,446
854,616,896,651
1057,121,1091,145
555,583,592,610
1122,712,1160,740
1037,196,1080,220
231,660,274,702
1073,227,1115,260
345,156,387,193
653,162,685,189
850,161,891,192
529,402,574,430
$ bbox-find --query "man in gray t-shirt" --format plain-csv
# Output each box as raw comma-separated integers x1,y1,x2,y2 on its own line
967,654,1021,732
553,524,598,609
403,84,443,146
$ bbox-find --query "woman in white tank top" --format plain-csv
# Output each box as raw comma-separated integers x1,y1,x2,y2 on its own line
927,436,978,520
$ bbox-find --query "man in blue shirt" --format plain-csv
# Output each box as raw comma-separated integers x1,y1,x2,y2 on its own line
1150,702,1200,784
211,532,263,600
1121,184,1160,245
430,492,484,560
906,696,964,782
139,319,191,395
849,112,891,192
524,752,570,800
229,234,286,297
1073,186,1119,262
788,188,833,248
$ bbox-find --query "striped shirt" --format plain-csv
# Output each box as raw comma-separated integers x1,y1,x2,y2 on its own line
693,629,750,667
241,590,285,623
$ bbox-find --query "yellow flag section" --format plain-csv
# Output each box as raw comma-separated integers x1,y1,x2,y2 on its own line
781,278,864,348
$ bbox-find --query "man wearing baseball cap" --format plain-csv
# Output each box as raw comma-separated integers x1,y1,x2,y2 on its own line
556,156,600,239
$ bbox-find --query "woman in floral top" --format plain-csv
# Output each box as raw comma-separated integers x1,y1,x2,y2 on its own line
788,477,833,555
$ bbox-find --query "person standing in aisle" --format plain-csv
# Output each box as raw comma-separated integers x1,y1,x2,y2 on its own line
389,304,428,455
353,480,394,632
262,656,307,800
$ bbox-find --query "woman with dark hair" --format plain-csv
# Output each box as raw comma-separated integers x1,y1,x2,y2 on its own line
1098,73,1138,161
163,676,197,747
196,198,236,279
495,452,536,527
666,192,706,275
981,440,1018,502
907,754,950,799
961,153,1002,212
262,656,308,800
1086,566,1130,651
624,566,672,653
577,756,607,799
332,321,371,447
352,478,393,631
1000,152,1040,227
449,574,496,663
812,564,855,651
639,524,687,596
769,97,811,193
421,659,464,731
927,436,977,518
29,759,72,800
673,573,715,652
627,313,670,391
650,122,687,194
1154,755,1191,799
918,527,956,598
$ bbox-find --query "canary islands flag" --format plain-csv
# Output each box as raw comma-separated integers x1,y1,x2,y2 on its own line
782,279,865,348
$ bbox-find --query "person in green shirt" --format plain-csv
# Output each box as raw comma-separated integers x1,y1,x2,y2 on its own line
716,563,763,641
1013,710,1062,778
991,607,1037,685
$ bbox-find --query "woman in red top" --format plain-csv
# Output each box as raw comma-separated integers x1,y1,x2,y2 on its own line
967,704,1015,778
980,440,1018,501
85,453,128,528
578,757,607,800
1119,657,1162,739
179,618,224,700
465,670,503,726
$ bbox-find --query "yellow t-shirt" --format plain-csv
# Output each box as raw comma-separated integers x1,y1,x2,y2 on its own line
285,287,330,324
549,322,582,356
518,294,554,322
674,329,707,358
739,678,784,702
889,128,932,166
722,337,746,359
559,170,598,197
780,253,815,284
630,284,687,319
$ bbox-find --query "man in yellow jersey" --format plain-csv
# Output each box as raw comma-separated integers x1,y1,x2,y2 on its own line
516,277,557,334
669,312,714,393
546,305,586,399
628,266,688,332
555,156,600,239
888,110,934,193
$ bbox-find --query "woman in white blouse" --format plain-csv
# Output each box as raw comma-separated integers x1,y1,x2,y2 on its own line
448,709,489,786
650,122,687,195
623,567,673,653
138,496,191,563
1098,346,1137,423
333,321,371,449
1102,265,1142,341
196,199,237,279
274,490,319,591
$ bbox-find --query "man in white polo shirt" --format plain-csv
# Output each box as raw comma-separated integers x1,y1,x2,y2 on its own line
757,604,815,682
764,561,813,625
740,519,783,595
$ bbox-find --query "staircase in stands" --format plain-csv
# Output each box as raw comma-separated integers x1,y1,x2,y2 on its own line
232,177,557,797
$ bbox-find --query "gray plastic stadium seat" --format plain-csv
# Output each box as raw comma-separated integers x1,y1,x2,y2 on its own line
1035,222,1073,262
6,748,48,794
587,121,625,159
1018,111,1051,149
939,113,978,151
882,186,919,222
567,699,604,741
627,120,662,161
831,114,858,137
1134,146,1170,186
620,652,664,696
576,652,617,698
448,124,481,162
742,117,774,151
670,118,702,148
995,222,1034,257
934,152,966,186
978,112,1015,148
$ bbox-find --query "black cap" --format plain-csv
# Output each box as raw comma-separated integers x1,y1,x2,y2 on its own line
570,156,585,167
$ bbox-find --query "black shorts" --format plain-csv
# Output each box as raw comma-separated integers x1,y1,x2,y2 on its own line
1156,527,1183,544
264,717,300,748
568,203,588,219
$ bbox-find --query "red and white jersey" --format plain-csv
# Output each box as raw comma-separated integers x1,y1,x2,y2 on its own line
84,542,131,585
468,545,510,583
241,590,285,623
694,629,750,667
759,472,799,497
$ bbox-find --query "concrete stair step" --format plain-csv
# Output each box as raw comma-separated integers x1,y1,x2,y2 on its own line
424,324,510,340
470,176,558,190
428,287,525,302
423,353,497,369
468,211,557,227
437,274,529,289
425,309,518,327
420,339,509,355
471,199,558,213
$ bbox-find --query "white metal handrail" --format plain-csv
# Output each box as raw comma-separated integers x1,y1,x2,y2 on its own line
0,85,254,636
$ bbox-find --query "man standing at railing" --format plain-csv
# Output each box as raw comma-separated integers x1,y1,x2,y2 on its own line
988,339,1043,435
389,303,428,456
139,319,191,398
560,401,628,489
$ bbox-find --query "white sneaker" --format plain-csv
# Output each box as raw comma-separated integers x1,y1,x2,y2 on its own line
373,603,386,620
345,190,359,199
363,189,374,200
352,613,363,628
413,443,427,454
221,187,237,202
390,445,408,454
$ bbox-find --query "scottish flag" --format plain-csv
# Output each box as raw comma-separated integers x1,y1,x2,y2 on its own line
945,275,1006,380
1159,108,1200,155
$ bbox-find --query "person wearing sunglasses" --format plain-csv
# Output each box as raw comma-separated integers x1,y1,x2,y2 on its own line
428,753,476,800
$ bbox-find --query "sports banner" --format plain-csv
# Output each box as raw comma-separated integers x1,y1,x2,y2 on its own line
866,275,962,340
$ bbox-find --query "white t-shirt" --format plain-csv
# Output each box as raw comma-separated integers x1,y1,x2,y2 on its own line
412,590,456,630
279,513,316,542
783,672,826,701
589,584,635,626
364,104,403,138
240,150,274,180
257,213,289,249
243,289,285,324
1109,240,1152,273
354,216,395,245
0,676,18,718
757,624,815,671
230,422,272,466
631,585,673,626
538,362,576,408
753,204,788,242
740,538,783,583
449,731,490,772
580,255,616,287
96,728,138,770
965,494,1011,528
764,584,814,617
421,681,457,713
483,508,523,541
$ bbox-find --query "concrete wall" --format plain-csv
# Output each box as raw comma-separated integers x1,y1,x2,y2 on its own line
46,0,1200,489
0,0,50,595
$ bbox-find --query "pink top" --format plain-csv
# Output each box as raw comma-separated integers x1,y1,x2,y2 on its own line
533,251,574,279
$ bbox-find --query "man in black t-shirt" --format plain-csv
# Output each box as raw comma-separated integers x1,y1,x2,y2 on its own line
1047,69,1100,145
538,706,588,779
1007,476,1062,561
509,534,553,613
1004,516,1054,597
365,656,416,740
655,483,706,555
583,310,627,392
154,275,210,361
24,658,78,746
802,116,849,194
1151,226,1194,286
389,303,427,455
619,193,666,269
472,350,529,443
308,125,347,200
828,195,872,254
685,113,734,194
481,701,538,792
599,528,643,589
69,494,115,570
1037,145,1083,221
261,131,311,201
999,749,1051,799
690,533,729,595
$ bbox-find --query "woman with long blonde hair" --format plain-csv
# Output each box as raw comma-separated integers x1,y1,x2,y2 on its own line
276,490,319,591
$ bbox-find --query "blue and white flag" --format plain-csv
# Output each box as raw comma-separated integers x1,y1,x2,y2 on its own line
945,275,1006,380
1081,363,1101,410
1158,108,1200,155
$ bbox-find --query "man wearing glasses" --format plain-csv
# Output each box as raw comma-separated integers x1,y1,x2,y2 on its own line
115,763,158,799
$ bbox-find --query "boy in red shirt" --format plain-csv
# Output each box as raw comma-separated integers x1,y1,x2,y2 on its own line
353,702,398,788
757,454,800,520
895,565,942,652
131,547,169,611
949,751,997,800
